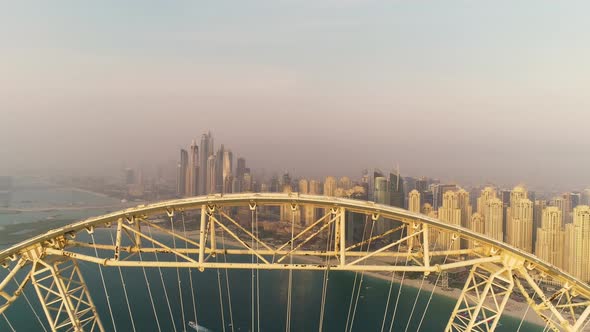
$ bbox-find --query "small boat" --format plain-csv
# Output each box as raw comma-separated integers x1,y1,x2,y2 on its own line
188,321,213,332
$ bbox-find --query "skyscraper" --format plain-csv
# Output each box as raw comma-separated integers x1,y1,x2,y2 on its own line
299,179,316,225
309,180,320,195
177,149,188,197
206,155,216,194
457,189,472,229
456,189,472,249
432,184,457,211
199,132,214,195
532,200,547,250
215,145,225,193
485,198,504,242
408,190,421,214
236,157,247,178
506,186,533,252
477,187,497,216
565,206,590,282
374,176,390,234
408,190,420,248
535,207,564,269
186,140,199,196
299,179,309,194
323,176,337,197
437,191,461,250
469,213,484,248
389,171,405,208
223,149,233,193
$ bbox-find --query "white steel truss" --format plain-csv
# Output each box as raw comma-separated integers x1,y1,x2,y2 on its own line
30,258,104,332
0,193,588,331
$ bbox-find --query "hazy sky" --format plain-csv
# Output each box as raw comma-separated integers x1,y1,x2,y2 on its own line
1,1,590,191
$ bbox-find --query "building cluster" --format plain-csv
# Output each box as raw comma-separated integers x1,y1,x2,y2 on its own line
174,135,590,283
407,184,590,283
176,132,253,197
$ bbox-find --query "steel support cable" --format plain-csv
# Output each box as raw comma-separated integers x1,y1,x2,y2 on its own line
318,214,335,332
416,236,456,332
2,313,15,332
380,225,407,332
169,215,187,332
388,245,412,332
146,224,178,332
108,230,137,332
220,217,235,332
285,210,296,332
251,209,256,332
138,244,162,332
541,290,566,332
404,229,442,332
215,239,227,332
516,275,539,332
13,279,48,332
182,212,199,326
255,208,261,332
344,216,370,332
91,232,117,332
215,244,225,332
348,218,376,332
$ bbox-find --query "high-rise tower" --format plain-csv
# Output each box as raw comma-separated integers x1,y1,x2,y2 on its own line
507,186,533,252
485,198,504,242
199,132,214,195
565,206,590,282
408,190,421,214
535,207,564,269
437,191,461,250
222,149,233,193
186,141,199,196
206,155,216,194
177,149,188,197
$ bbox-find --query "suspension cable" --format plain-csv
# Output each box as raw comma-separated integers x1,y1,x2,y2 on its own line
404,227,441,332
2,313,15,332
516,275,540,332
380,225,407,332
138,239,162,332
220,213,235,332
388,242,412,332
255,207,261,332
169,214,187,332
541,290,566,332
416,236,456,331
344,215,370,332
318,211,335,332
348,217,376,332
13,279,48,332
215,238,227,332
285,208,296,332
91,232,117,332
108,230,137,332
182,212,199,326
251,208,256,332
146,224,178,332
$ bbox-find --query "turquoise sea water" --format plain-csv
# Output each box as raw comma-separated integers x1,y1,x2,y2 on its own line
0,179,543,331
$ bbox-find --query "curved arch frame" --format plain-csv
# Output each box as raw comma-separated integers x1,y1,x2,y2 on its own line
0,193,589,331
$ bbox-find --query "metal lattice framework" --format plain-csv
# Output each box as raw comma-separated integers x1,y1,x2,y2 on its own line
1,193,589,331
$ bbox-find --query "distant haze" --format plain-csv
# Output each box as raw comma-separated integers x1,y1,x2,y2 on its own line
1,1,590,192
